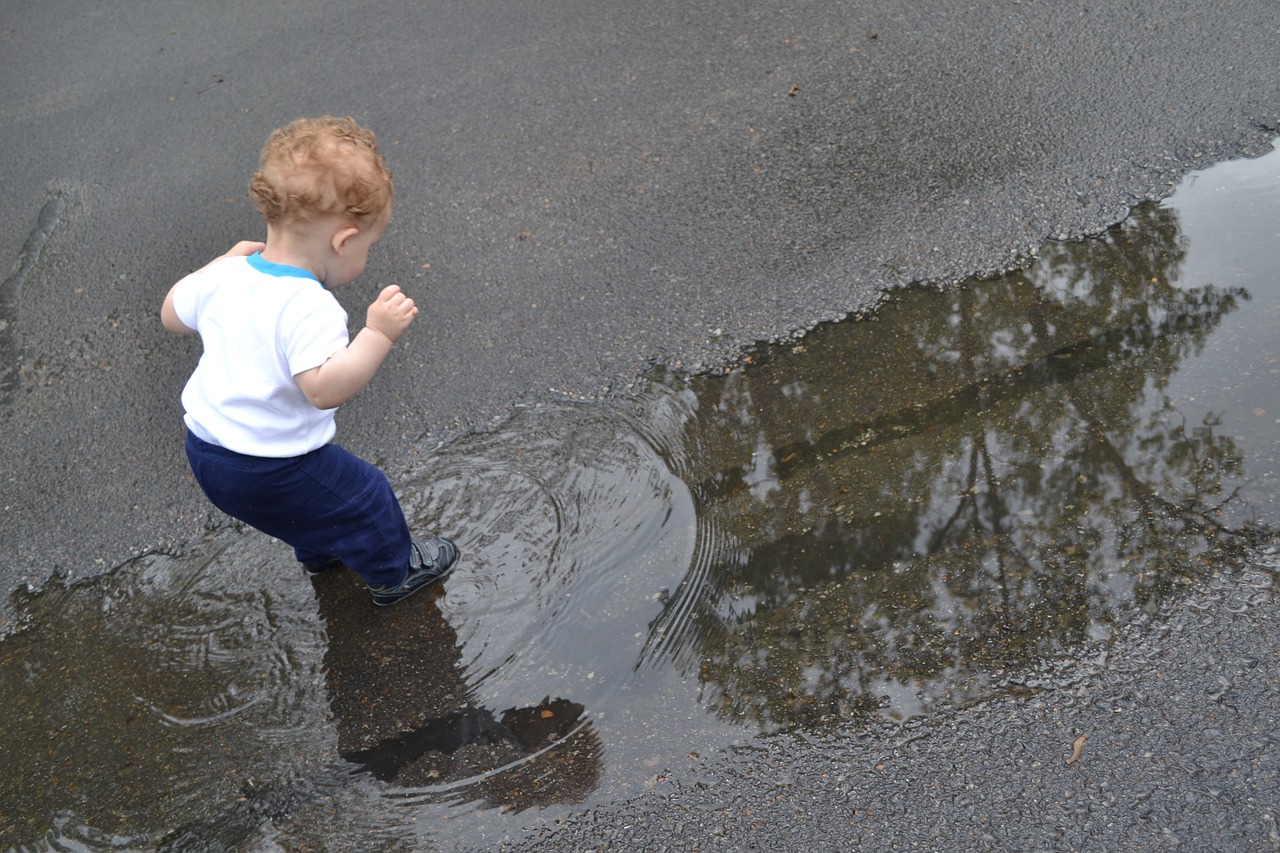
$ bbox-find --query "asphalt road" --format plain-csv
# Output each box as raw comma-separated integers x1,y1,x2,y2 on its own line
1,0,1279,848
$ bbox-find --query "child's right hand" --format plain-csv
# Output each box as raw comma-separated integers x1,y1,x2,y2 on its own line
217,240,267,260
365,284,418,342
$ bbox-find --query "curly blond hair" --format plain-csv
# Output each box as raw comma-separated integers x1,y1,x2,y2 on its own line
248,116,393,225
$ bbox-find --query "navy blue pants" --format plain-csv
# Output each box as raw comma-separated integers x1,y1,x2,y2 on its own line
185,431,410,586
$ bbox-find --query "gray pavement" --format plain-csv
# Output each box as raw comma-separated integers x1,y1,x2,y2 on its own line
2,0,1279,848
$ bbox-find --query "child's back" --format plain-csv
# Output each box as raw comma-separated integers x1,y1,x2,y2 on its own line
174,252,348,456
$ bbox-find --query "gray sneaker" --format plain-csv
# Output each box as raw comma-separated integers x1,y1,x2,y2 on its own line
368,536,459,606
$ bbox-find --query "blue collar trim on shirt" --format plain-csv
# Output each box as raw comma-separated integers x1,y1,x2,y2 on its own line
246,252,323,286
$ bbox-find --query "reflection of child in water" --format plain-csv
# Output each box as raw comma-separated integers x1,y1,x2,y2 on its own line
313,566,600,807
161,116,457,606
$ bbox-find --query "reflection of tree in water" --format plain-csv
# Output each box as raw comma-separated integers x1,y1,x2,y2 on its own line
643,203,1259,731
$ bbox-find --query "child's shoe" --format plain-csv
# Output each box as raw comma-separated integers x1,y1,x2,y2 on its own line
368,536,459,606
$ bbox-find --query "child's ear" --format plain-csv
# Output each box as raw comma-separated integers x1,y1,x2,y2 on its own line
331,225,361,254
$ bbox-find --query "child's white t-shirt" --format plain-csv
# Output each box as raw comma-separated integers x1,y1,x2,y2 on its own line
170,253,349,458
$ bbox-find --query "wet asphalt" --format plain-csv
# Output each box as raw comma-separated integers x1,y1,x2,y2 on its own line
1,0,1279,849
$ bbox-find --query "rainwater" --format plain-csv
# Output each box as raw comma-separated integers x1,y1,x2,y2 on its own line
2,141,1278,850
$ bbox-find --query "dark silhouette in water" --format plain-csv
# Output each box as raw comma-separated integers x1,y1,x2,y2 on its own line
311,567,601,809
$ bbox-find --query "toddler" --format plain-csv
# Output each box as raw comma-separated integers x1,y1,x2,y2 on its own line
161,115,457,606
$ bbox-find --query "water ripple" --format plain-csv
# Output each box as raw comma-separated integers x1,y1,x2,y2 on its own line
398,398,701,714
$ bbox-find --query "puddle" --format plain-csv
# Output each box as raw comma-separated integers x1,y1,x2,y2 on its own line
2,140,1279,849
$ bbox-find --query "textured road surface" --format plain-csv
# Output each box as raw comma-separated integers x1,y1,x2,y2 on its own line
2,0,1279,849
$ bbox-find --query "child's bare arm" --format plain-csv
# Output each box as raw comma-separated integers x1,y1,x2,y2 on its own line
294,284,418,409
161,241,266,335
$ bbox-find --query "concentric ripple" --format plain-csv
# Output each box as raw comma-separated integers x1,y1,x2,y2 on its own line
0,535,333,847
397,391,705,718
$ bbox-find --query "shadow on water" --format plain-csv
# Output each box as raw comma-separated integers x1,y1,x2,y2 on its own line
2,141,1279,849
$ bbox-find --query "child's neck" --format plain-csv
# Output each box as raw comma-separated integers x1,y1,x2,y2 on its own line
259,223,330,282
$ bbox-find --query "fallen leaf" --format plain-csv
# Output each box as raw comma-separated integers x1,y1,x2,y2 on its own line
1065,734,1088,765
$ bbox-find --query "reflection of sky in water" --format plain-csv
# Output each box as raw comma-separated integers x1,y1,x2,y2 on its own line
2,141,1278,850
744,432,780,502
1158,140,1280,513
1177,142,1280,282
